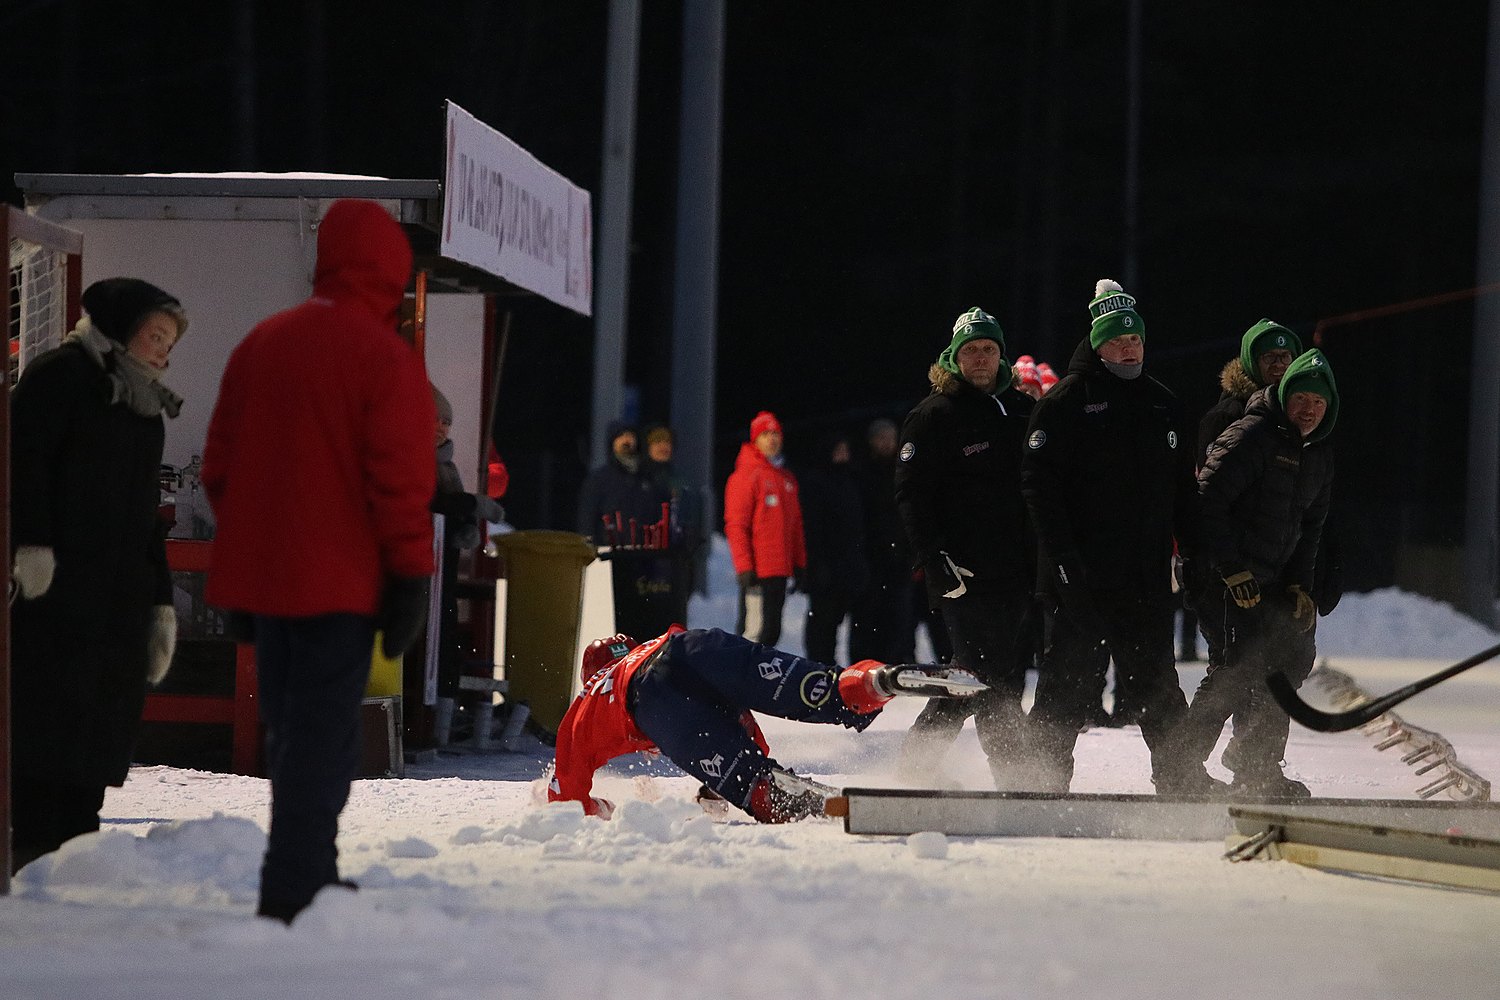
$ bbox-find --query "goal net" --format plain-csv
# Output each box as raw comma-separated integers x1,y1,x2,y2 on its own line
5,206,83,385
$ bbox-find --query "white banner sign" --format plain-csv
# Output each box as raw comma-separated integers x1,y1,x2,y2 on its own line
442,100,592,316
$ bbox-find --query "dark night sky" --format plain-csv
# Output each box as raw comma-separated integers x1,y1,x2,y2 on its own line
3,2,1490,589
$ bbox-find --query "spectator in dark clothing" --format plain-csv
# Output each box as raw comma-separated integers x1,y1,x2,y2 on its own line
578,420,674,638
894,307,1036,788
204,199,436,923
642,424,706,628
428,383,505,706
1174,350,1339,799
800,431,870,665
851,418,917,664
1020,279,1222,795
10,277,188,874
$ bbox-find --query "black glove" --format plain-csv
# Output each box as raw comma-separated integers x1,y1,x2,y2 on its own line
736,570,757,590
1221,569,1261,609
473,495,505,523
378,576,431,659
1052,556,1107,647
792,568,808,594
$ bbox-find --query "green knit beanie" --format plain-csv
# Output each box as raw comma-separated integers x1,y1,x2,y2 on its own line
1239,319,1304,386
938,307,1010,385
1088,279,1145,349
1277,348,1339,440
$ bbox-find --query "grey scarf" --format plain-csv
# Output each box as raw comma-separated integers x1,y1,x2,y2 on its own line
1102,358,1144,381
65,320,183,418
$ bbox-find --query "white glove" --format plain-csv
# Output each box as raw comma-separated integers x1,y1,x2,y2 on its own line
147,604,178,685
13,545,56,599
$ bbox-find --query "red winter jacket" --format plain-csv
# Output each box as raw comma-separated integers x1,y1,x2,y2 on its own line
203,200,436,617
724,442,806,579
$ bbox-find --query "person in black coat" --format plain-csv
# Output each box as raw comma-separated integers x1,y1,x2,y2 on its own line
894,307,1035,787
9,278,188,873
799,430,870,665
850,418,917,664
1019,279,1221,795
577,420,673,638
1174,350,1339,798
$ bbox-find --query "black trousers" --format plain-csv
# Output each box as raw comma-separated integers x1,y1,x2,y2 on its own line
736,576,788,647
254,613,373,914
1181,587,1315,777
901,578,1029,780
10,778,107,873
849,571,917,664
1027,591,1188,788
804,588,856,665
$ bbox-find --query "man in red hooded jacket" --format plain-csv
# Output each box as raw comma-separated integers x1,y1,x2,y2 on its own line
724,411,806,646
203,199,436,924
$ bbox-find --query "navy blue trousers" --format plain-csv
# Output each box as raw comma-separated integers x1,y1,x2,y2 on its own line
629,628,874,808
254,613,373,912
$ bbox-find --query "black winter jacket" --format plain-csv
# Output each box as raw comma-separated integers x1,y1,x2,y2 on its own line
1197,386,1334,590
1196,359,1259,470
576,455,664,547
1021,337,1197,598
895,370,1034,597
11,341,173,786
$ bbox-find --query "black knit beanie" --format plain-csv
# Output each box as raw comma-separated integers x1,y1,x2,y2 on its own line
80,278,187,344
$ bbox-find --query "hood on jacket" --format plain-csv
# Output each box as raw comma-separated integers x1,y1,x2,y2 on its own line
1218,357,1260,401
735,440,778,473
313,199,413,324
1276,349,1339,442
1239,319,1303,387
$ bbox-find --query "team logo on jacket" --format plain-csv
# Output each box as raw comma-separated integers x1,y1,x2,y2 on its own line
1028,430,1047,450
759,658,785,681
766,494,779,507
800,671,833,707
700,753,725,779
1167,430,1178,449
899,442,915,462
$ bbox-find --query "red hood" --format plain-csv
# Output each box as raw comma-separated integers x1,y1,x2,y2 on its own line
313,199,413,324
734,441,774,473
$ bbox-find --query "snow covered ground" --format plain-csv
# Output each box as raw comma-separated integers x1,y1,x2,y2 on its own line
3,536,1499,999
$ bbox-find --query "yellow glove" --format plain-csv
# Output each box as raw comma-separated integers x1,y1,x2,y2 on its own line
1222,570,1261,609
1288,584,1316,632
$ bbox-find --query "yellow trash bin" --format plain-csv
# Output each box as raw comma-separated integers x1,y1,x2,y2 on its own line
493,530,598,734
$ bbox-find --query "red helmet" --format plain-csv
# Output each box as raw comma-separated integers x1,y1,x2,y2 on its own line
581,633,640,681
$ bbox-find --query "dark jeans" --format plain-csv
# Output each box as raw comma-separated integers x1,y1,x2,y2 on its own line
736,576,788,647
900,578,1029,781
1180,587,1316,777
629,633,865,809
1028,592,1188,788
254,613,374,914
10,778,107,873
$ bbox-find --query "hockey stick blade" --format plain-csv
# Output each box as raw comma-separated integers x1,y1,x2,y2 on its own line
891,666,987,697
1268,641,1500,732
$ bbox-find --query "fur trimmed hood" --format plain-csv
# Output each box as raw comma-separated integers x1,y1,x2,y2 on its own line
929,362,964,395
1218,357,1259,401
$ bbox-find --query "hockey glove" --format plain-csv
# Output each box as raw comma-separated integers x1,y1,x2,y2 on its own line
147,605,178,685
933,550,975,599
12,545,55,600
1222,570,1261,609
1288,584,1316,632
378,576,431,659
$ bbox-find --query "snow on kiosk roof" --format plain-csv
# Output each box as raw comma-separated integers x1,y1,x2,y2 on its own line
14,170,541,474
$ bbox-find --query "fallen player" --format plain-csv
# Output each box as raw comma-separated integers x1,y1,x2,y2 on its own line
547,625,984,822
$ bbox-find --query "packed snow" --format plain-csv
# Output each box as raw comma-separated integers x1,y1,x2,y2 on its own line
3,535,1499,999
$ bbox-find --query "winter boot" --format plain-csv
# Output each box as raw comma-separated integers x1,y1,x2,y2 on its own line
746,768,836,824
1231,768,1311,801
1151,762,1231,798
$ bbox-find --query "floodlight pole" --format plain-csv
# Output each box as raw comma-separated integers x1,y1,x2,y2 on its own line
1466,0,1500,628
591,0,641,468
